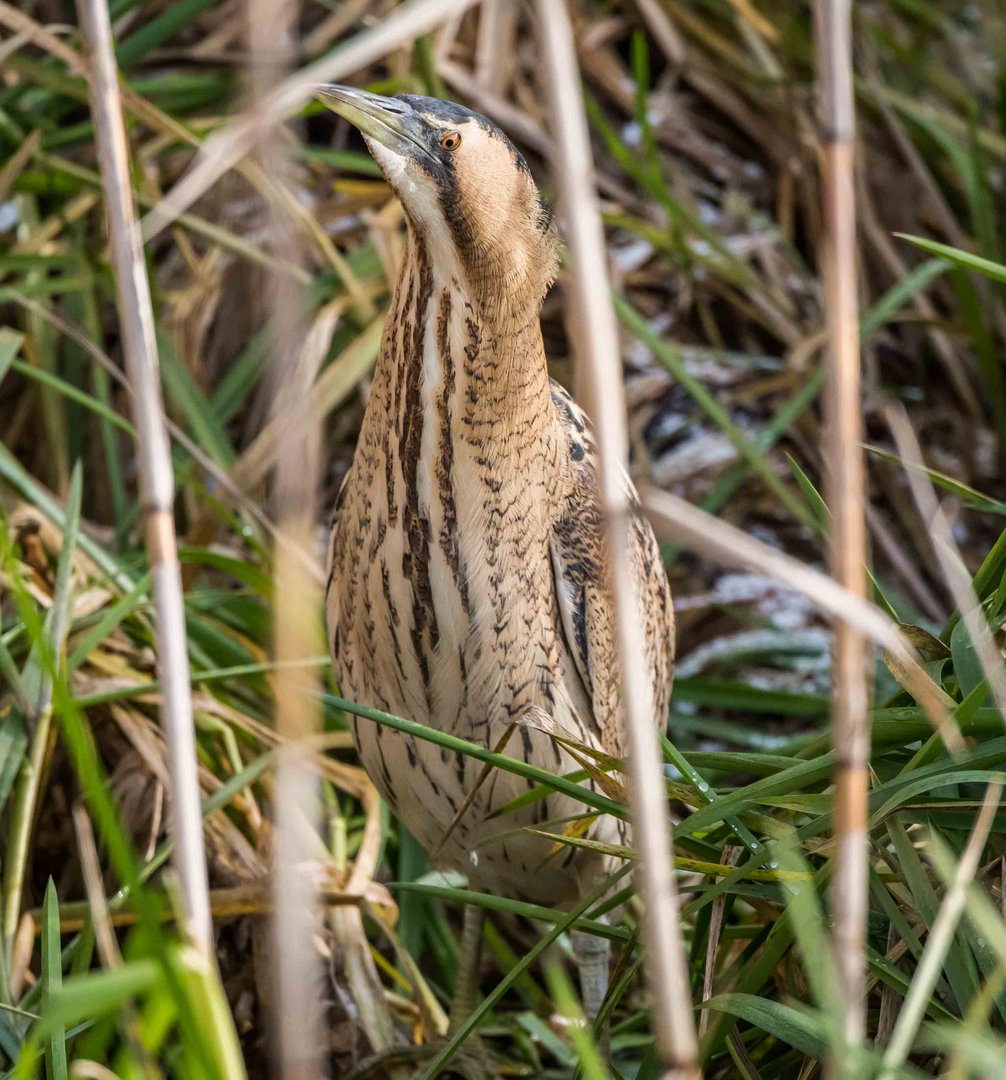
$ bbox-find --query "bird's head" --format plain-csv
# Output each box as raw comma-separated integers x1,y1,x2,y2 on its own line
316,85,558,311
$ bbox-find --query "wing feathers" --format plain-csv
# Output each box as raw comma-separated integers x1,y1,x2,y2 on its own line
547,380,674,759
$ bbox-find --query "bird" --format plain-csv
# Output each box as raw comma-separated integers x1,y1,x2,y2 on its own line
317,84,674,1068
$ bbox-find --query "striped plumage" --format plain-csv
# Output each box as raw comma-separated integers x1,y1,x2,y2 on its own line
320,85,673,940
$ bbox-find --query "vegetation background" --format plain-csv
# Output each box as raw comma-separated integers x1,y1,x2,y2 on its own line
1,0,1006,1077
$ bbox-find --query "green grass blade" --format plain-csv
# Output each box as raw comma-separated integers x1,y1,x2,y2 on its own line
859,258,948,338
417,866,631,1079
172,945,247,1080
0,329,23,386
544,963,611,1080
700,994,828,1060
115,0,218,67
394,882,628,941
0,635,28,715
886,816,977,1013
16,960,161,1076
66,572,152,673
41,880,68,1080
157,334,236,468
323,693,624,819
3,465,82,961
896,233,1006,285
9,360,135,439
615,294,819,533
677,753,835,837
768,837,840,1042
661,734,766,858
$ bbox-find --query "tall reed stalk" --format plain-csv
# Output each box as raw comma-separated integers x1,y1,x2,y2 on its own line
242,0,329,1073
536,3,699,1075
814,0,870,1062
75,0,212,954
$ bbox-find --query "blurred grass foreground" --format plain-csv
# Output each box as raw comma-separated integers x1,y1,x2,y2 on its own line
2,1,1006,1077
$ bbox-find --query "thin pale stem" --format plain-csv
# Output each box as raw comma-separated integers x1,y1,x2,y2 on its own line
886,403,1006,720
245,0,329,1075
74,0,212,953
535,3,699,1076
815,0,870,1060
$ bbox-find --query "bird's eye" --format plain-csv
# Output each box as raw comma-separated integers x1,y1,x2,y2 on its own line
439,131,462,152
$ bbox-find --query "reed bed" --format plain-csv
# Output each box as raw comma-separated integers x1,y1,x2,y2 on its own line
1,2,1005,1078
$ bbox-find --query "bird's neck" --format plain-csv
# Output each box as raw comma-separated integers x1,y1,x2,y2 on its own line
370,232,555,449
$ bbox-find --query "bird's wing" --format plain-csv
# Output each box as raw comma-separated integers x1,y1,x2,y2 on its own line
547,381,675,761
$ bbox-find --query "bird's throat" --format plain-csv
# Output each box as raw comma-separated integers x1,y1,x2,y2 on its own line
369,232,556,464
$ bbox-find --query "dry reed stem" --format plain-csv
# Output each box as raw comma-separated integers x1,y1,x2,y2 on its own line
244,0,328,1075
75,0,212,953
142,0,486,242
535,4,699,1076
879,781,1003,1077
7,292,307,567
886,404,1006,718
72,805,122,970
639,486,961,753
39,878,393,934
73,804,156,1072
815,0,870,1054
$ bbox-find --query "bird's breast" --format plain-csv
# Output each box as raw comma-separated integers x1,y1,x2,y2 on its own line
332,261,568,722
326,250,605,898
329,447,605,901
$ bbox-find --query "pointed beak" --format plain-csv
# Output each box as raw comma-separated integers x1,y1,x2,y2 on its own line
314,84,431,161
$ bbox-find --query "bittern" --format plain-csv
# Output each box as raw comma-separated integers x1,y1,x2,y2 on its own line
318,85,674,1065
